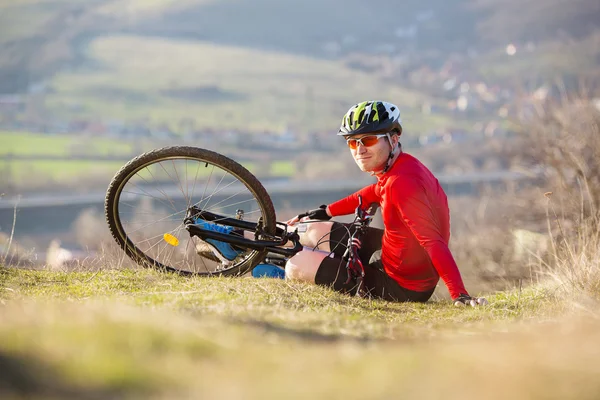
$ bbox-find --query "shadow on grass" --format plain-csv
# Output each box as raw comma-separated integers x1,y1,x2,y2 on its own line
227,316,387,344
0,352,136,400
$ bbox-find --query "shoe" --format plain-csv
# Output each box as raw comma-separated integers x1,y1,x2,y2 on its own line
194,219,243,262
251,264,285,279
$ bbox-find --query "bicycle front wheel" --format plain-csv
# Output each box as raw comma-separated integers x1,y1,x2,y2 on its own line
105,146,276,276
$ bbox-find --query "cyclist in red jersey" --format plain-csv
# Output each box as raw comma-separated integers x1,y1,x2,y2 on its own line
285,100,487,306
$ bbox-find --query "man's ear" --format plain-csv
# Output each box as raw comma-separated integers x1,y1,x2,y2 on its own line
392,134,400,150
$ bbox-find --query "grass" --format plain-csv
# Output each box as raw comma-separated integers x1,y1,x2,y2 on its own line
0,268,545,332
1,266,599,399
45,34,438,133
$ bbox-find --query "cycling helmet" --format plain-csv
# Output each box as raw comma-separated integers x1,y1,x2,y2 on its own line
338,100,402,136
339,101,403,174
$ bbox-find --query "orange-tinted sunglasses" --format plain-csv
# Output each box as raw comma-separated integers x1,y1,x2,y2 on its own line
346,134,387,150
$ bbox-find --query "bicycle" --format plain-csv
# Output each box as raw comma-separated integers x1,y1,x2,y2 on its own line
105,146,377,296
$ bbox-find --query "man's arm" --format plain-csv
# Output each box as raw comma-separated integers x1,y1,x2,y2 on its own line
327,184,378,217
286,184,378,226
390,178,468,300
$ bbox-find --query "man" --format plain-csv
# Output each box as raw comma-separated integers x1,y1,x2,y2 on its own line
197,100,486,306
284,100,487,306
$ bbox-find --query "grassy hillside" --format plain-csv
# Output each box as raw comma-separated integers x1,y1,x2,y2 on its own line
1,0,597,94
44,34,432,132
1,267,599,399
0,0,473,94
130,0,474,55
2,0,597,132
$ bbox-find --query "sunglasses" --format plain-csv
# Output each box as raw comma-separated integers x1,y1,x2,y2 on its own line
346,134,387,150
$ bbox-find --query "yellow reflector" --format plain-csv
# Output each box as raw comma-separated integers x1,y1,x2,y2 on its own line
163,233,179,246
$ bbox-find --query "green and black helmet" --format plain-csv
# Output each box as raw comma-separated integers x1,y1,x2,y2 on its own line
338,101,402,136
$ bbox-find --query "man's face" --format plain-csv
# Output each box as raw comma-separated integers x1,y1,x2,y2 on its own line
346,133,397,173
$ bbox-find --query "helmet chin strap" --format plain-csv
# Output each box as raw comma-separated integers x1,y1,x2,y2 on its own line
370,133,400,176
382,133,400,173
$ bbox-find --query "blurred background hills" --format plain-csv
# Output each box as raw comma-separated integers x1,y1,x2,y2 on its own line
1,0,598,127
0,0,599,193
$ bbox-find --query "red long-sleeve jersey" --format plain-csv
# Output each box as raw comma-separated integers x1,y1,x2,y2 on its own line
328,152,468,299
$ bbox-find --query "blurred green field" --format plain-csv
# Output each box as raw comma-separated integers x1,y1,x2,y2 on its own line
1,267,599,399
0,131,295,190
0,131,135,157
0,157,283,190
45,34,434,133
269,160,295,176
1,159,124,183
0,131,133,189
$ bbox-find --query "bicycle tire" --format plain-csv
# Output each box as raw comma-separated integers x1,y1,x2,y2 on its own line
105,146,276,276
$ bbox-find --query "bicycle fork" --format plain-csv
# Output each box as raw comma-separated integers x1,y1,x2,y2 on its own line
343,236,367,298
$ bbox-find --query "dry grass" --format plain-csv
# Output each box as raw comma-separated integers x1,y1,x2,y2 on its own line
510,92,600,220
443,92,600,298
537,203,600,300
0,265,599,399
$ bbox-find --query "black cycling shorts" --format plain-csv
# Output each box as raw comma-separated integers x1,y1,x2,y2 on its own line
313,222,434,303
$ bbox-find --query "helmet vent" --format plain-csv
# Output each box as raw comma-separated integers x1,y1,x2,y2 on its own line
357,109,366,125
376,102,387,121
367,109,376,123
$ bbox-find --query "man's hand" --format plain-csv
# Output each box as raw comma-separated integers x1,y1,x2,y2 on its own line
286,205,331,226
454,293,488,307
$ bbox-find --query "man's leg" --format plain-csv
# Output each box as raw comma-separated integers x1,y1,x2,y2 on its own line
288,221,335,251
285,249,329,282
295,221,382,259
284,221,354,284
286,222,384,290
283,221,336,282
286,250,361,295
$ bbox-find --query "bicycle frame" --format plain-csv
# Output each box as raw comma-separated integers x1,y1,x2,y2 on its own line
185,207,303,257
185,196,377,297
